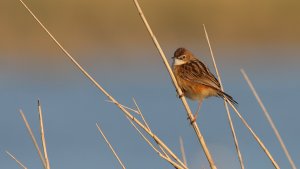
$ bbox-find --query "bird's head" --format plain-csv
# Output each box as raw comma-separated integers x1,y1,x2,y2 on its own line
172,47,194,65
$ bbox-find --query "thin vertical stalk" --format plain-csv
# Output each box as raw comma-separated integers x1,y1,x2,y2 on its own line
202,25,279,169
126,117,184,169
226,100,280,169
203,24,244,169
179,137,188,167
132,98,151,131
96,123,126,169
6,151,28,169
19,110,46,168
38,100,51,169
132,98,170,159
241,69,296,169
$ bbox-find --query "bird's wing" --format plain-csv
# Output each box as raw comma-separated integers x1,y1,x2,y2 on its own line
179,59,221,89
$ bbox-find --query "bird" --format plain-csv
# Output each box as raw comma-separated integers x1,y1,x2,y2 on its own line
172,47,237,122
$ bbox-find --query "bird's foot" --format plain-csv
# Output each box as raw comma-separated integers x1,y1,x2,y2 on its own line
178,93,184,98
175,89,184,98
187,114,197,124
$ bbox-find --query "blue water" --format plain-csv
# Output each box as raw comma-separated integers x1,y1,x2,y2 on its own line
0,48,299,169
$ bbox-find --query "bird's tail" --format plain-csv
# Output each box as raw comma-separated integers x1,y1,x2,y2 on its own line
217,90,238,105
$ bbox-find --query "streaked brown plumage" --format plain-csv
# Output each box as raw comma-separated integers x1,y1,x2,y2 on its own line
172,47,237,120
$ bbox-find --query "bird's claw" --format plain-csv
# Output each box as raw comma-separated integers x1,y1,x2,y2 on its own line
178,93,184,98
187,115,197,124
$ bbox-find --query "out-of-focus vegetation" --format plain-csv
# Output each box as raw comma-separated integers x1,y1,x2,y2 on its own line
1,0,299,53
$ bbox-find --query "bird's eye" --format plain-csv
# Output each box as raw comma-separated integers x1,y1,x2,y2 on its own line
181,55,186,59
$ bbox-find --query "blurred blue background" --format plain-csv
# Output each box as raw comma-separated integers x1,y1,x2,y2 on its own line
0,0,299,169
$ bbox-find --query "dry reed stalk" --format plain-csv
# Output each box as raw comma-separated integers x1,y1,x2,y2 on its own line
160,155,186,169
96,123,126,169
132,98,151,131
108,99,173,161
5,151,28,169
105,100,140,114
132,1,216,168
201,25,279,169
132,98,170,159
127,99,186,168
241,69,296,169
38,100,51,169
17,1,186,168
225,100,280,168
126,117,185,169
19,110,47,168
203,25,244,169
108,97,171,164
179,137,188,167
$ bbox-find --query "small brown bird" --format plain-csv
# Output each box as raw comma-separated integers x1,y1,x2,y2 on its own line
172,47,237,121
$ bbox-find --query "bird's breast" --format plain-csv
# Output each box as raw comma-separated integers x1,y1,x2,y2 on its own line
174,72,218,100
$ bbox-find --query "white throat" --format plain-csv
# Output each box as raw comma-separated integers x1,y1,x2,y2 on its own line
173,58,186,65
